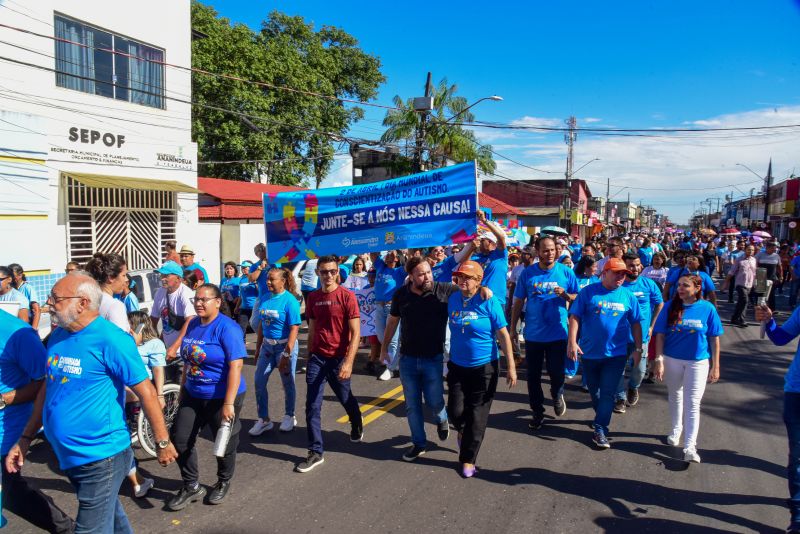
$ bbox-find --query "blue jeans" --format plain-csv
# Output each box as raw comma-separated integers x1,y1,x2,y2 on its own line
375,302,400,371
615,343,647,400
399,354,447,447
305,353,362,454
64,447,133,534
254,340,298,420
582,355,628,434
784,392,800,528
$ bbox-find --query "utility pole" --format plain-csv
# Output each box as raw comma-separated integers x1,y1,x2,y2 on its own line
563,116,577,228
605,177,610,224
763,158,773,226
412,72,433,173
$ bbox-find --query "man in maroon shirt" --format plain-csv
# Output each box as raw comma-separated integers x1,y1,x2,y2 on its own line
295,255,363,473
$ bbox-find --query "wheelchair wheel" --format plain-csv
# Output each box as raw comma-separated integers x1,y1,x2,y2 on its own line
137,383,181,457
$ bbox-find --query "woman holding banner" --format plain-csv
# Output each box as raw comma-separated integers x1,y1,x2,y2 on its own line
447,260,517,478
371,251,408,381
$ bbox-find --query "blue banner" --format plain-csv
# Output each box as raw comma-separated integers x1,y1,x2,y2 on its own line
263,161,478,262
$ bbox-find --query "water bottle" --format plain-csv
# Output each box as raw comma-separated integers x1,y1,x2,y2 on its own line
213,420,232,457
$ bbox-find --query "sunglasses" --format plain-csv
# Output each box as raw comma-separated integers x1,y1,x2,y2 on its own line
452,274,477,282
47,293,83,304
318,269,338,276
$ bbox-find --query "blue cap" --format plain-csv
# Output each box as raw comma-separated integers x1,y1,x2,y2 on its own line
240,260,253,268
157,261,183,277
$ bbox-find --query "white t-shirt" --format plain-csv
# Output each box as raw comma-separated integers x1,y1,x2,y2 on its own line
150,284,197,347
342,274,369,291
99,292,129,332
508,264,526,284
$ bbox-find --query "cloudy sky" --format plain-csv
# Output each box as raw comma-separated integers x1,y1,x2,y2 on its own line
216,0,800,223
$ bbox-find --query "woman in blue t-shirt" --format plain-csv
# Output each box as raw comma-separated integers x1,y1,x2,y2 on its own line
653,274,722,464
667,254,717,306
447,261,517,478
219,261,240,318
168,284,248,510
573,256,600,292
234,262,259,342
249,268,301,437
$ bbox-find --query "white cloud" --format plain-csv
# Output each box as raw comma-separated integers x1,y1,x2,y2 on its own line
318,155,352,189
510,116,563,128
582,117,603,123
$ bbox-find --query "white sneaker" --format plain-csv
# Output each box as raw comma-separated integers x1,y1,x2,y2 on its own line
134,477,154,498
248,418,274,436
279,415,297,432
684,448,701,463
378,368,393,381
667,432,681,447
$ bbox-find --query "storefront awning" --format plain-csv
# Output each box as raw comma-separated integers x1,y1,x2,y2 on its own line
66,173,201,194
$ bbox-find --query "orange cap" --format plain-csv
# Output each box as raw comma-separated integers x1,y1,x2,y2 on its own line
603,257,633,275
453,260,484,280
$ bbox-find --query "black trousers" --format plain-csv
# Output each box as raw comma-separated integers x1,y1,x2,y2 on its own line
525,340,567,415
1,455,73,533
446,360,498,465
171,391,245,486
733,285,756,323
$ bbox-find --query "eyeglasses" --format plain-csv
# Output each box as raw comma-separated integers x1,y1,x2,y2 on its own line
318,269,338,276
0,276,9,283
452,274,477,282
46,293,83,304
190,297,220,304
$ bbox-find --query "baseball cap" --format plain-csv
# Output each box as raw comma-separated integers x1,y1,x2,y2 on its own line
479,232,498,244
240,260,253,268
603,257,633,275
157,261,183,277
453,260,484,280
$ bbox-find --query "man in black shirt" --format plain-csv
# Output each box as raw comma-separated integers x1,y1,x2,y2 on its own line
381,256,489,461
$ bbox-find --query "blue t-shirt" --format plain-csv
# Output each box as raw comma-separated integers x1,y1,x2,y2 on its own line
180,314,248,399
448,294,507,367
239,276,259,310
623,276,664,343
258,291,301,340
791,256,800,278
374,257,407,302
653,300,723,361
568,283,642,359
638,248,654,267
773,307,800,392
184,263,210,284
667,268,716,299
220,276,240,302
44,317,149,469
577,275,600,291
251,260,271,297
138,338,167,380
0,313,46,455
432,255,458,283
123,292,140,313
472,248,509,306
514,262,579,342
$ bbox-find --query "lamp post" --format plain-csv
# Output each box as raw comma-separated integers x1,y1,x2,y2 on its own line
563,157,600,228
444,95,503,124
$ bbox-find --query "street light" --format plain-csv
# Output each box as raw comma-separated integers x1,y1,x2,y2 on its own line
569,157,600,178
736,162,763,180
444,95,503,124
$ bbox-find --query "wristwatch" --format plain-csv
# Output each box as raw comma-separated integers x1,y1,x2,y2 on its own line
157,439,170,450
0,393,6,410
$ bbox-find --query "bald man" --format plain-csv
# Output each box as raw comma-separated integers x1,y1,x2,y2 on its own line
6,273,178,533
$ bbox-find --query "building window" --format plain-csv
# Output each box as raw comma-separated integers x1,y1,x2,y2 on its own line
54,14,165,109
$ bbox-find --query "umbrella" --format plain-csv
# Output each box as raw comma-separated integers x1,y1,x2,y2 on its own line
721,228,740,235
751,235,764,243
753,230,772,238
699,228,717,236
540,226,569,236
740,230,751,237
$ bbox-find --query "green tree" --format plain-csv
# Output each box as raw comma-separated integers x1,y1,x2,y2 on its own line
192,3,384,186
380,78,496,174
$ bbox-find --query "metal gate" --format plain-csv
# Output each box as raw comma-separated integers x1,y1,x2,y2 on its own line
65,174,177,270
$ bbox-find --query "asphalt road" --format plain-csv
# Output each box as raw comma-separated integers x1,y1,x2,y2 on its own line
5,291,797,533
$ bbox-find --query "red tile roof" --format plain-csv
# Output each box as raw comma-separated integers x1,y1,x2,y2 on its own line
199,205,265,220
198,176,306,204
478,192,524,216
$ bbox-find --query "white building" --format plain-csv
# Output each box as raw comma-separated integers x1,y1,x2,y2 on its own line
0,0,217,293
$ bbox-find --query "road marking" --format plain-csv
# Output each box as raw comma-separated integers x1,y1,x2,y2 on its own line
336,385,403,423
361,395,405,426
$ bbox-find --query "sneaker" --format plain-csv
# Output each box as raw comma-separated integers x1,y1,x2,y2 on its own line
279,415,297,432
167,484,206,511
248,418,273,436
627,388,639,406
461,463,477,478
437,420,450,441
613,399,627,413
554,394,567,417
206,480,230,505
684,448,701,463
134,477,154,498
528,413,544,430
378,367,393,381
295,451,324,473
592,430,611,449
402,445,427,462
350,420,364,442
666,431,681,446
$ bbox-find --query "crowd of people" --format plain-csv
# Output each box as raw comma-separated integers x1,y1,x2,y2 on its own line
4,221,800,532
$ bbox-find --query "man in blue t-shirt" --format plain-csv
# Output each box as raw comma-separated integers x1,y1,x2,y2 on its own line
6,273,178,532
0,312,73,533
511,235,579,430
567,258,643,449
614,252,664,412
178,245,210,283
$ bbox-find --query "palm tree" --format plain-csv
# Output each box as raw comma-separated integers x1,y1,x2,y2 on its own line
380,78,496,174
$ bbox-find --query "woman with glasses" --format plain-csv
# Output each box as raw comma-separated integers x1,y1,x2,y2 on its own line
7,264,41,330
167,284,247,510
84,252,130,332
0,266,30,323
653,274,722,463
447,261,517,478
